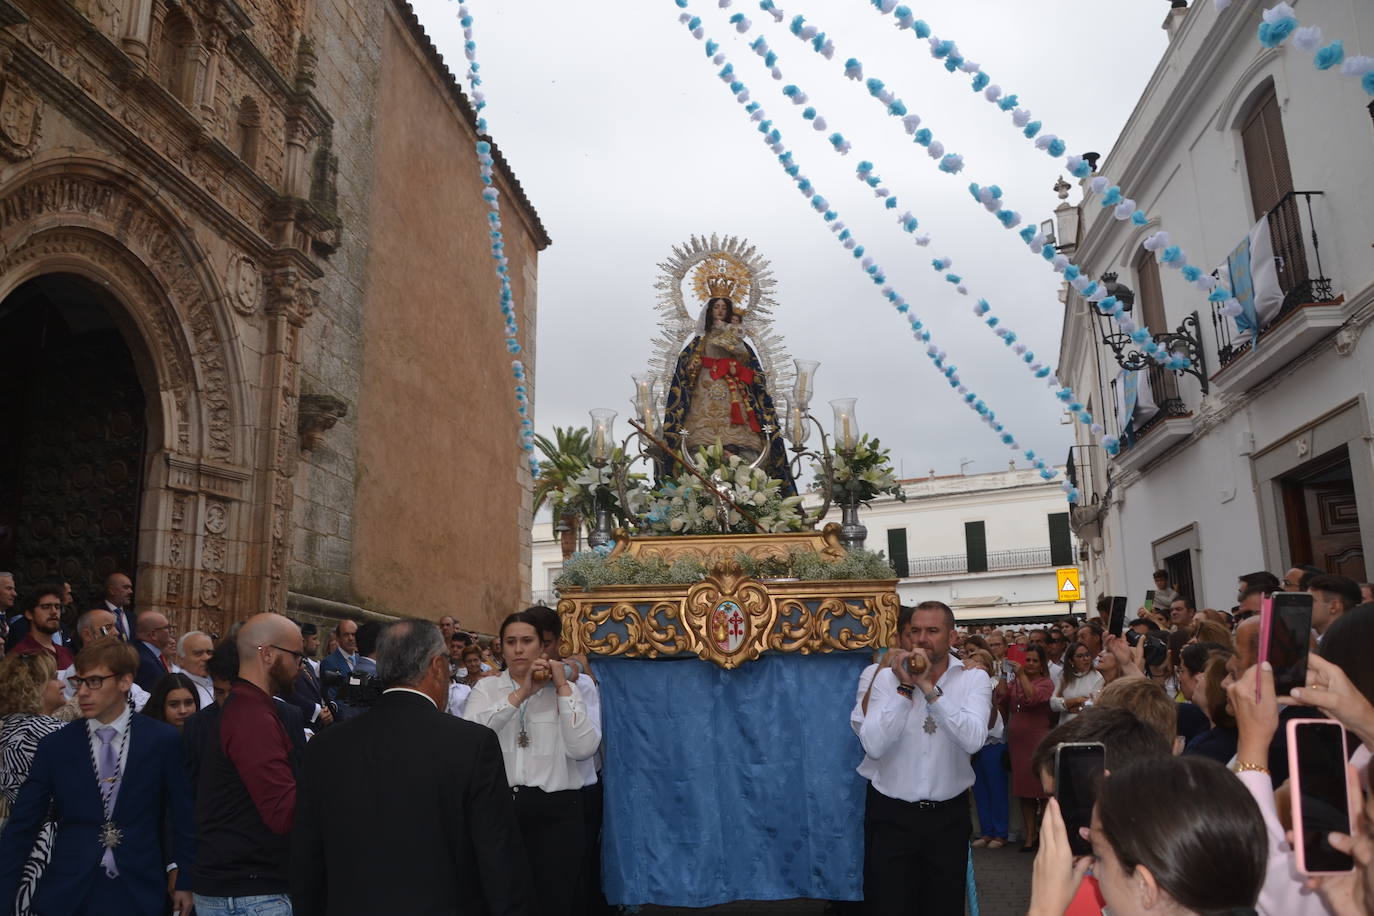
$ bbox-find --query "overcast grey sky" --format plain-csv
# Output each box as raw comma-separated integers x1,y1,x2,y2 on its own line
411,0,1170,479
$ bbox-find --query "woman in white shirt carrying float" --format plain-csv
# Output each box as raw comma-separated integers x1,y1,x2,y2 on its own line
464,609,601,916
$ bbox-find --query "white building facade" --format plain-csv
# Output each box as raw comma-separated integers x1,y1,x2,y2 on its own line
531,467,1081,624
1055,0,1374,611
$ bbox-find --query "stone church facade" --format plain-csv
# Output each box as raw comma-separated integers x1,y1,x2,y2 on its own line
0,0,547,635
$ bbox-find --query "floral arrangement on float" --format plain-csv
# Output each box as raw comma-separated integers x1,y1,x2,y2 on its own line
643,443,806,535
819,434,905,507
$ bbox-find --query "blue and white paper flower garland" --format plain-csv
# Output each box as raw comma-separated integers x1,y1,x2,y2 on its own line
458,4,537,474
727,13,1103,472
676,0,1062,484
835,0,1219,373
1246,3,1374,94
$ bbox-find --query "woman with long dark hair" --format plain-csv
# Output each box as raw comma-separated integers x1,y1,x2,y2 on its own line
141,672,201,731
1030,755,1266,916
464,610,600,915
1181,653,1238,764
1048,641,1102,723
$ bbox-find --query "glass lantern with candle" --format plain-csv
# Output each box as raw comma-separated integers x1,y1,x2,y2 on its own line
589,408,617,466
829,398,858,453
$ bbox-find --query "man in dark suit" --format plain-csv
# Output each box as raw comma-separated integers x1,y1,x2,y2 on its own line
0,638,195,915
286,621,333,732
133,610,175,693
318,618,358,702
291,620,532,915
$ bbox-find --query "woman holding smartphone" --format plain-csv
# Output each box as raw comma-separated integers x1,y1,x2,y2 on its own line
1028,755,1266,916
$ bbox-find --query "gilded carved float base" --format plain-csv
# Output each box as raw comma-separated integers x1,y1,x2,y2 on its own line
559,531,898,669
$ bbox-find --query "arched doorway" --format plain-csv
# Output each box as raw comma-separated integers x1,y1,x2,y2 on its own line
0,274,149,609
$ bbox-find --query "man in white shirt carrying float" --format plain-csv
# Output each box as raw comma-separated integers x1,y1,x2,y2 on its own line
857,600,994,915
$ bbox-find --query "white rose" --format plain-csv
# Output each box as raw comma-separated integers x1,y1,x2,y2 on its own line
670,517,685,532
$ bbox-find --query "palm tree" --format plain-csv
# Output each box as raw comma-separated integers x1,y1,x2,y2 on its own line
533,427,591,559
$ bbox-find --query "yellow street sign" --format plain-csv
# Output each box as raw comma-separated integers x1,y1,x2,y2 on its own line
1056,568,1082,602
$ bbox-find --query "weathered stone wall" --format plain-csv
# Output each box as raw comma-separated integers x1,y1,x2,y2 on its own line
343,3,542,633
287,0,384,604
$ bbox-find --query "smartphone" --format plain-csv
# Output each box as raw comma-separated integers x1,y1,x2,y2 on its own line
1261,592,1313,696
1107,596,1128,638
1055,742,1106,857
1143,589,1155,614
1288,719,1355,875
1006,644,1027,666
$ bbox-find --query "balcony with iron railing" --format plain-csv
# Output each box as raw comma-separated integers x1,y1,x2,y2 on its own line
900,546,1055,578
1210,191,1349,391
1109,362,1193,469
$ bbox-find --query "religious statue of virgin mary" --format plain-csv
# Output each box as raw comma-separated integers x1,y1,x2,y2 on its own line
651,238,797,496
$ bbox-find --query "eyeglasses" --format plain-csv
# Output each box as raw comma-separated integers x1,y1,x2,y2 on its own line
68,674,116,690
146,624,174,634
264,645,306,666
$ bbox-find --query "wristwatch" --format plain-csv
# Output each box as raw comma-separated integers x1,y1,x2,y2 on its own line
923,685,943,704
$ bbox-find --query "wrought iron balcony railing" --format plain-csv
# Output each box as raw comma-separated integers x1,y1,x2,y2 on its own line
1110,363,1190,452
904,546,1055,577
1211,190,1336,368
1066,444,1103,505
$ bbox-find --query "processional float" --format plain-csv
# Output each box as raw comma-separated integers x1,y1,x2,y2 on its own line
552,235,902,907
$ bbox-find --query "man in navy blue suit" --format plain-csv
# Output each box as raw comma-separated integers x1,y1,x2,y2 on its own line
0,637,195,915
133,610,176,693
318,618,358,703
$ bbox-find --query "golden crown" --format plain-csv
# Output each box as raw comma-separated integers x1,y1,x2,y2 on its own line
692,254,752,307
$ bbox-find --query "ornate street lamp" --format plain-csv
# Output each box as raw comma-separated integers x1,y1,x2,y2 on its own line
1091,272,1209,394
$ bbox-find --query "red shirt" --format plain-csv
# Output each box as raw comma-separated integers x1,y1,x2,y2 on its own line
221,679,296,834
10,633,74,671
1066,874,1107,916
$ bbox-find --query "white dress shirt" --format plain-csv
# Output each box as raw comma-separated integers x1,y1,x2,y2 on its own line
446,681,472,718
464,671,600,793
850,662,881,736
857,655,994,803
571,673,603,787
172,666,215,710
1049,670,1104,722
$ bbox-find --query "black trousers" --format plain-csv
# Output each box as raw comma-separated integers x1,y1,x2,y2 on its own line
513,785,586,916
581,781,614,914
862,784,970,916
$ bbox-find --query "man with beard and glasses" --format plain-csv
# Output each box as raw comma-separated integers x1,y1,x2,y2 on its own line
9,585,74,670
191,614,305,915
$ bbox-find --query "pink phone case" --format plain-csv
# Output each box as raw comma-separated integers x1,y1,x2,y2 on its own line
1287,718,1358,876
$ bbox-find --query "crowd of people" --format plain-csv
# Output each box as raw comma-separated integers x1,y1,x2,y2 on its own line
847,564,1374,915
1,560,1373,915
0,570,605,915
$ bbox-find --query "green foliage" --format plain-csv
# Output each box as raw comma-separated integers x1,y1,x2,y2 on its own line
533,426,591,516
555,552,706,590
554,546,895,592
734,547,896,581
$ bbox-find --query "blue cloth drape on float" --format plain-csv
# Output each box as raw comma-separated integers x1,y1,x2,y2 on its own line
596,652,870,907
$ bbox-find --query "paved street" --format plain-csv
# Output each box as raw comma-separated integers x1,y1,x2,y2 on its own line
639,845,1033,915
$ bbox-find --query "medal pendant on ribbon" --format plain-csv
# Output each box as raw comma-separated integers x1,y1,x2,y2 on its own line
101,820,123,850
922,714,937,735
517,730,530,748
